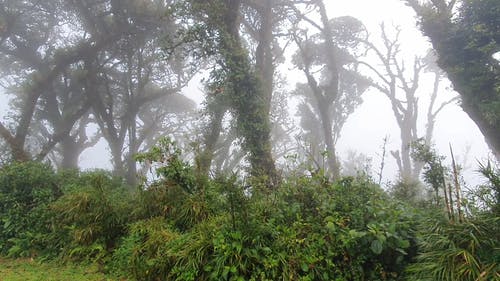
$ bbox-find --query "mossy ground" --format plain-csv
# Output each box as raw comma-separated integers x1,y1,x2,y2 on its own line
0,258,121,281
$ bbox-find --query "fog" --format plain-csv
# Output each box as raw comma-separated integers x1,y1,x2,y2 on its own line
162,0,492,185
0,0,492,184
2,1,499,278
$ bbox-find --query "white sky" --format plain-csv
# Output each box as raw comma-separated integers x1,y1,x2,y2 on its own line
0,0,493,185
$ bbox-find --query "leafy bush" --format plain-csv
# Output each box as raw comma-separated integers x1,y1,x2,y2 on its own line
112,172,419,280
50,171,132,262
135,137,199,194
132,181,210,232
475,160,500,215
0,141,435,280
265,176,418,280
106,139,420,280
405,161,500,281
0,161,60,257
110,217,181,280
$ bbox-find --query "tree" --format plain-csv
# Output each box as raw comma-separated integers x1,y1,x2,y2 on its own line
30,57,101,169
0,0,197,188
173,0,282,186
0,0,89,161
36,110,99,170
291,3,369,179
404,0,500,160
359,24,457,181
0,0,155,163
197,0,292,177
200,85,297,176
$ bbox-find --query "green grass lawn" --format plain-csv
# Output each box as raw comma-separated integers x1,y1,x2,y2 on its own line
0,258,122,281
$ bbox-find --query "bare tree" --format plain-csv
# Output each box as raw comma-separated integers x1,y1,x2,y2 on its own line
359,24,457,181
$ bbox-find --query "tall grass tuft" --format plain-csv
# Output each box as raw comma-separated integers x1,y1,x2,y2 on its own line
406,215,500,281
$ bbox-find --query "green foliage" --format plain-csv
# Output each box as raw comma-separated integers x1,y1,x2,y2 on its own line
406,215,500,281
453,0,500,125
410,139,447,204
107,140,420,280
0,161,60,257
134,137,211,231
5,140,498,281
113,170,418,280
109,217,181,280
476,160,500,215
50,171,132,262
133,181,210,232
136,137,198,194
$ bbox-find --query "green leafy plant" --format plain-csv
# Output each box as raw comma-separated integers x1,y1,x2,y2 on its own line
135,137,198,194
110,217,181,280
406,215,500,281
50,171,131,263
476,160,500,215
0,161,60,257
0,143,427,280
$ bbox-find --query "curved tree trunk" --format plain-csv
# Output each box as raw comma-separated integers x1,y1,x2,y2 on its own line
406,0,500,161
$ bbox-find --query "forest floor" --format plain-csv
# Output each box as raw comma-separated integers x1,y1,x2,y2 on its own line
0,258,121,281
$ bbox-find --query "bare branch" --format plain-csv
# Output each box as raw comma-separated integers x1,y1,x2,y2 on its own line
433,96,459,117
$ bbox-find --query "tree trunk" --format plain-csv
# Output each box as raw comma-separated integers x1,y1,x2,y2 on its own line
199,103,225,176
126,121,138,187
60,136,81,169
318,1,340,179
461,102,500,162
255,0,275,117
318,103,340,178
400,124,414,180
407,1,500,160
220,0,279,187
108,138,125,178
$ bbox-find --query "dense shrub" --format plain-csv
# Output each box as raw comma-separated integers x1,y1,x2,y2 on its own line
132,182,210,231
266,176,418,280
111,173,419,281
0,161,60,257
13,139,498,281
475,161,500,216
110,217,181,280
50,171,132,262
101,139,420,280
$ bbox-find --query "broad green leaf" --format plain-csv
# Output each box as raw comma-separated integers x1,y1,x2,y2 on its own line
371,239,383,254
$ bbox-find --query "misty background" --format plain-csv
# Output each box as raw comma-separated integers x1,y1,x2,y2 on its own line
1,1,499,280
0,0,495,186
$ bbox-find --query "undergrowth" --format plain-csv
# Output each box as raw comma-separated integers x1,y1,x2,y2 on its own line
0,139,498,280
